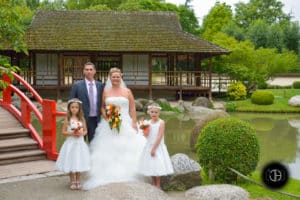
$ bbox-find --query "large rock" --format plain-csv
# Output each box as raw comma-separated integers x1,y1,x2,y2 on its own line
190,110,229,151
155,98,170,106
135,100,144,112
185,184,249,200
288,119,300,129
192,97,212,108
161,153,201,191
288,95,300,107
136,98,150,107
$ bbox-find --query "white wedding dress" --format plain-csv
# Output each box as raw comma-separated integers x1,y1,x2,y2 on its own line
83,96,147,190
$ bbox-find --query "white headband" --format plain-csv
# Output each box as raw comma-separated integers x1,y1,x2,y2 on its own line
68,99,82,105
147,105,162,110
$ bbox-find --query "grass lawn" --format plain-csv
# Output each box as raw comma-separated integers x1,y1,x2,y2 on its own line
227,89,300,113
201,171,300,200
239,172,300,200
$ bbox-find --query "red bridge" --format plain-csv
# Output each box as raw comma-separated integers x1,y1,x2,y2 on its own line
0,71,66,165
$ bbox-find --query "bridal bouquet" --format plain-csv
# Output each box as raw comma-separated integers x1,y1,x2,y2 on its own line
70,121,82,134
106,103,122,133
139,119,150,137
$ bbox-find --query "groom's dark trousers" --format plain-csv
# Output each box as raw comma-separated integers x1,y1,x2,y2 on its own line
69,80,103,142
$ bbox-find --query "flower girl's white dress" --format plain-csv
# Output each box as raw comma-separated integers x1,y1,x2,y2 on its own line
83,97,147,190
56,120,90,173
138,119,174,176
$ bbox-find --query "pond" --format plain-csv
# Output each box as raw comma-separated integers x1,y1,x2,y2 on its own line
34,111,300,180
163,112,300,180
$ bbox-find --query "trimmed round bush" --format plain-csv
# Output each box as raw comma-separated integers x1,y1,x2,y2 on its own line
251,90,274,105
293,81,300,89
195,118,259,183
227,82,247,100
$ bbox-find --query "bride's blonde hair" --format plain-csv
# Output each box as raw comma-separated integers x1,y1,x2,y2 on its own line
109,67,122,77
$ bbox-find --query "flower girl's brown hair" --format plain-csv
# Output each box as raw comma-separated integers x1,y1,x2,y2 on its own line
67,98,85,123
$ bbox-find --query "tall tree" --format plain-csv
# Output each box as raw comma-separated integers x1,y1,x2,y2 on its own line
118,0,199,35
247,19,269,49
282,21,300,54
26,0,40,10
0,0,27,53
201,2,233,40
222,21,245,41
184,0,191,8
267,24,284,52
234,0,291,29
38,0,65,10
65,0,91,10
90,0,126,9
177,5,200,35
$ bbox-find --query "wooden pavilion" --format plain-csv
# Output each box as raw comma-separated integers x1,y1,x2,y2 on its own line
0,10,230,100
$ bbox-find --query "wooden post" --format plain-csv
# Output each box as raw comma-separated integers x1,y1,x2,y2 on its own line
208,57,212,100
57,53,62,100
179,71,183,101
42,99,58,160
149,53,152,100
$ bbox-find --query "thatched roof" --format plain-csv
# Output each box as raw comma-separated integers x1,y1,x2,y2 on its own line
22,10,229,54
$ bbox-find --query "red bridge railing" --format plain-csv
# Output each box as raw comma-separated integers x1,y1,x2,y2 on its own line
0,71,66,160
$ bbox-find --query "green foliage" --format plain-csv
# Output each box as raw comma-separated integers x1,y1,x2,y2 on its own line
282,21,300,55
0,0,27,53
195,118,259,183
225,102,236,112
201,2,233,40
247,19,269,49
38,0,65,11
227,82,247,100
239,172,300,200
234,0,290,29
251,90,274,105
211,32,299,89
222,21,245,41
267,85,292,89
292,81,300,89
87,4,111,11
177,5,200,35
0,64,20,89
65,0,91,10
118,0,200,36
227,89,300,112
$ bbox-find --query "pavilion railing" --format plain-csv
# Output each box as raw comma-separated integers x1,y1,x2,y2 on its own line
18,69,234,91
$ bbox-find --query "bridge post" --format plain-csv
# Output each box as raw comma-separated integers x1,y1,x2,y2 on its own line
42,99,58,160
2,74,12,105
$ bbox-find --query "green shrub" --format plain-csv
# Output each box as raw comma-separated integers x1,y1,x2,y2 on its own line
226,102,236,112
227,82,247,100
251,90,274,105
292,81,300,89
257,81,268,89
267,85,292,89
195,118,259,183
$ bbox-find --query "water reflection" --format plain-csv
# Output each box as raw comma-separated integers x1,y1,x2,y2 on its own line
231,113,300,180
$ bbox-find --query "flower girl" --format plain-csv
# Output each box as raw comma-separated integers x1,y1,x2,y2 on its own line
56,98,90,190
138,103,174,189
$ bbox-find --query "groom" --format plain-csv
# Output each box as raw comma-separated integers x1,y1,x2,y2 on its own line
69,62,103,142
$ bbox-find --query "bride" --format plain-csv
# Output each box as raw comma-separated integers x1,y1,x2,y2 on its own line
83,67,147,190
